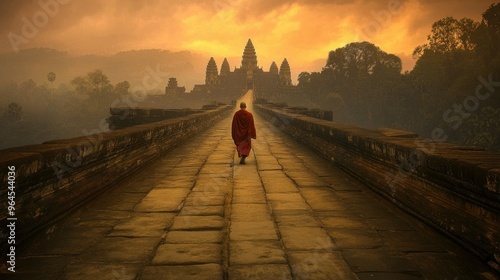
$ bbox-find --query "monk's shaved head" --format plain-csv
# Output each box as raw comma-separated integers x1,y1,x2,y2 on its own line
240,102,247,108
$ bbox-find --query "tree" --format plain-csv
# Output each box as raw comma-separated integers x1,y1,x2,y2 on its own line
6,102,23,122
114,81,130,95
414,17,479,57
297,72,311,88
20,79,36,94
460,106,500,150
475,3,500,76
323,42,402,126
47,72,56,87
87,70,113,95
71,70,113,97
325,42,401,82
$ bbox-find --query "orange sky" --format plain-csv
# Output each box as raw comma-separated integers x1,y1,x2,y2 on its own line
0,0,495,75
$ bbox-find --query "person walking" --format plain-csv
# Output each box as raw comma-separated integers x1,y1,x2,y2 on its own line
231,102,256,164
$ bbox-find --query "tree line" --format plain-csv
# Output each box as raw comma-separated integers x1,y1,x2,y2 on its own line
296,3,500,150
0,70,131,150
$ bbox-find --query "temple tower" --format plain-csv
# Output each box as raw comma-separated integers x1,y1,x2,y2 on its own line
270,61,279,75
279,58,292,86
241,39,258,71
241,39,258,89
220,58,230,77
205,57,219,86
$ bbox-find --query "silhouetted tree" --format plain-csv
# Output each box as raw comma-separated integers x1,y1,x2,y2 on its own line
297,72,311,88
114,81,130,95
413,17,479,58
461,106,500,150
20,79,36,95
6,102,23,122
324,42,402,125
47,72,56,87
71,70,114,97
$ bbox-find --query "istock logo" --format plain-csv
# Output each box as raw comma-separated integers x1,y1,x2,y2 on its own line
7,0,71,53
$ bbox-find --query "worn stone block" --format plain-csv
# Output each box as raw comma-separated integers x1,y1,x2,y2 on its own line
231,203,272,222
152,243,222,265
79,237,160,262
279,226,335,251
230,240,286,265
288,251,358,280
228,264,292,279
170,215,225,230
230,221,278,241
165,230,224,244
141,264,223,280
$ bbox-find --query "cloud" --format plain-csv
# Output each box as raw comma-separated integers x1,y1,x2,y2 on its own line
0,0,495,76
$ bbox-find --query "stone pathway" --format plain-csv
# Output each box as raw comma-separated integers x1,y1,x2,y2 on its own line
5,93,498,280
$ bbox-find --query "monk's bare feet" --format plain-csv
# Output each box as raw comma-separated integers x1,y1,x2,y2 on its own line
240,155,247,164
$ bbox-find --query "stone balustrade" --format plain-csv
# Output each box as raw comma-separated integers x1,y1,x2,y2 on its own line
0,105,232,248
255,104,500,271
107,107,203,130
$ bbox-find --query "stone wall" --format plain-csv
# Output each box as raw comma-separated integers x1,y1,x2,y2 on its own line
254,99,333,121
107,107,203,130
0,105,232,247
255,104,500,271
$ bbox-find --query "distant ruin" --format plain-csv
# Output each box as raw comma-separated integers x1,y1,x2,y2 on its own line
158,39,296,102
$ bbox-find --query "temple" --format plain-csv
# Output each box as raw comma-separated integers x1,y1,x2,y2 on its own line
190,39,295,99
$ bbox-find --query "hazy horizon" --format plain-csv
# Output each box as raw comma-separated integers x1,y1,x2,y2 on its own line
1,0,495,86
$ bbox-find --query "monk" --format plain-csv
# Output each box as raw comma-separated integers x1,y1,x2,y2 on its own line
232,102,256,164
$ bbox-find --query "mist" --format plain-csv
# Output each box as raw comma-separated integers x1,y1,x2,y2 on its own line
0,49,210,150
0,1,498,151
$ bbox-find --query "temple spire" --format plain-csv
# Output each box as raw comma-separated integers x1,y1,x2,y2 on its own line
279,58,292,86
220,58,230,76
270,61,279,75
205,57,219,86
241,39,258,71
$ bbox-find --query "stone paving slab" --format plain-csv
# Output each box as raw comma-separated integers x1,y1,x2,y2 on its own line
153,175,197,188
134,188,190,212
266,193,310,212
108,213,175,237
231,203,272,222
92,192,145,211
341,248,419,273
178,205,224,216
8,92,498,280
165,230,224,244
140,264,223,280
288,251,359,280
184,194,226,206
230,221,278,241
78,236,160,262
319,216,371,229
151,243,222,265
61,263,144,280
274,213,323,227
232,189,267,204
191,177,229,193
260,170,299,193
228,264,292,279
167,167,201,177
170,215,225,230
327,227,382,249
230,240,287,265
299,187,349,211
279,226,336,251
199,163,233,175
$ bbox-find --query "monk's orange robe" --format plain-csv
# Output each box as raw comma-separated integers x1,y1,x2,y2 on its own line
231,109,256,157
